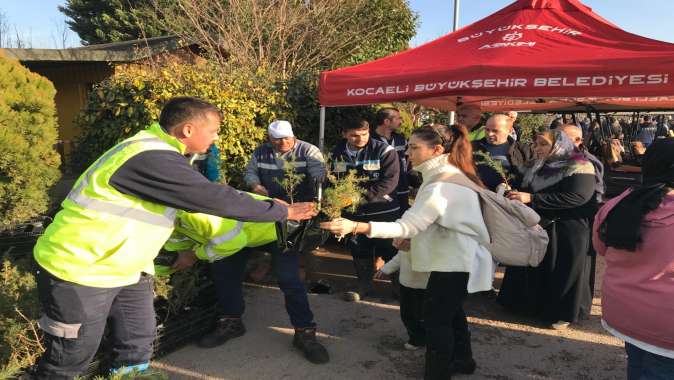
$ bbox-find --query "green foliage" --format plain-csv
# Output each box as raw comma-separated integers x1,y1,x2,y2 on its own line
88,368,168,380
322,168,367,219
153,265,202,320
473,151,515,188
0,256,43,378
71,62,282,185
273,153,305,204
0,54,61,227
59,0,167,45
517,113,549,144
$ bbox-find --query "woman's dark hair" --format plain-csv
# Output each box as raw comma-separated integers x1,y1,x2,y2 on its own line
411,124,484,187
599,138,674,251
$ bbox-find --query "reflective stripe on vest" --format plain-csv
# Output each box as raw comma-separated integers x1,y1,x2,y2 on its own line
167,236,192,244
204,221,244,260
67,137,177,228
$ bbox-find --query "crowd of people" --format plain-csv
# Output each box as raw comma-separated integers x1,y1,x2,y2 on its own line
29,97,673,380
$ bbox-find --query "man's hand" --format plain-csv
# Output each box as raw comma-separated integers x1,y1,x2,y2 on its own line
286,202,318,221
252,184,269,196
392,238,411,251
506,191,532,204
172,250,198,271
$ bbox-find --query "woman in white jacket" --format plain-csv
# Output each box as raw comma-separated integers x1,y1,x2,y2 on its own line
322,124,493,380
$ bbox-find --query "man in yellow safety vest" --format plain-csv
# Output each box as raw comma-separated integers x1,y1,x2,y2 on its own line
164,208,329,364
32,97,316,379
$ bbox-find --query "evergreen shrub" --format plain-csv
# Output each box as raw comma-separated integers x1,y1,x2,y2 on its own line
0,54,61,227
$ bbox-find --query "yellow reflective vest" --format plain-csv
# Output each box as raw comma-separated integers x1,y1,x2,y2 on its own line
469,125,486,141
34,123,185,287
164,198,277,262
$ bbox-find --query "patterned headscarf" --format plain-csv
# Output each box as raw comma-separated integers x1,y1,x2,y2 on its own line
522,130,594,192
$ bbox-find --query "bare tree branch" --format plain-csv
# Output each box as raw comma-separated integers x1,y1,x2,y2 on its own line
153,0,407,79
0,10,10,48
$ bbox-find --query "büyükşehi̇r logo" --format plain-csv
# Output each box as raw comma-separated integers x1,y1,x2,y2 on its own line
502,32,523,41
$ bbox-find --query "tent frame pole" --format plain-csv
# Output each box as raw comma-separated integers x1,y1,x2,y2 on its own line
319,106,326,152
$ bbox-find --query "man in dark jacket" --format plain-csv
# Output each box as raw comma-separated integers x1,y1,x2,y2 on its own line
245,120,325,203
371,107,410,213
472,114,534,191
330,117,400,301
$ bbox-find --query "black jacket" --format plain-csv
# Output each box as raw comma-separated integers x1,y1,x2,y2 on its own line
330,138,400,221
371,131,409,197
472,137,534,190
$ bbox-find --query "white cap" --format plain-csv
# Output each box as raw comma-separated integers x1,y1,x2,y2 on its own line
268,120,294,139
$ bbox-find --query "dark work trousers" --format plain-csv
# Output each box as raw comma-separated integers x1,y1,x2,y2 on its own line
33,264,156,380
424,272,473,374
210,243,316,328
347,233,397,261
399,284,426,347
398,193,410,215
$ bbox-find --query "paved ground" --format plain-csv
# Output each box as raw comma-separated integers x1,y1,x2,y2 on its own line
154,244,625,380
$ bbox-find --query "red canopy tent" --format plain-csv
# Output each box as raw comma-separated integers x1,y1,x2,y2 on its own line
317,0,674,147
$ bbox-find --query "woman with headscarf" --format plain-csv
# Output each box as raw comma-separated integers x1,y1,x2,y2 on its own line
498,129,597,329
593,138,674,380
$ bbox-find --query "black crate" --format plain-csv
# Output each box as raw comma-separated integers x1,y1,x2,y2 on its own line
0,217,51,255
154,303,218,357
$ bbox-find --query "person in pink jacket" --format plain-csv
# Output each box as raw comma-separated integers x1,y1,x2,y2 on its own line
593,138,674,380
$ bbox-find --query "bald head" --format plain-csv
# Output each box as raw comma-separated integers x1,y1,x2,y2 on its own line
560,124,583,147
485,114,512,145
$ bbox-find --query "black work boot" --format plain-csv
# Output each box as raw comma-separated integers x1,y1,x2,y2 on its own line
343,257,374,302
197,317,246,348
292,327,330,364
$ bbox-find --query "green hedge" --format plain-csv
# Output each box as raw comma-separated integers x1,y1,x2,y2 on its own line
0,54,61,227
71,63,283,185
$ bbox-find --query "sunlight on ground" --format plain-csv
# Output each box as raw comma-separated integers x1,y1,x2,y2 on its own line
267,326,343,340
467,316,622,347
151,362,224,380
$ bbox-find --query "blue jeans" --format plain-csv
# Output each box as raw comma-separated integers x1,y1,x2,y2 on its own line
626,343,674,380
209,243,315,328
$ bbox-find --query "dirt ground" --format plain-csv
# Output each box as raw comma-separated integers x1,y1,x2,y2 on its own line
154,243,624,380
